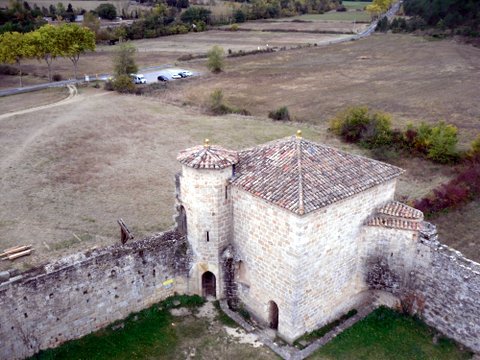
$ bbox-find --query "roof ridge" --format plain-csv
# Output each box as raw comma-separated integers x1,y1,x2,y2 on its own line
297,138,305,215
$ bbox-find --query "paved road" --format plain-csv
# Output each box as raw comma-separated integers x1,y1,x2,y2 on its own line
0,1,401,98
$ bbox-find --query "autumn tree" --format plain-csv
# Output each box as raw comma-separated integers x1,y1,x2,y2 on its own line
57,23,95,79
0,31,34,87
30,24,61,81
366,0,393,19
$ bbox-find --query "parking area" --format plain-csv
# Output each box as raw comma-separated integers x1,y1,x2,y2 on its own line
143,68,198,83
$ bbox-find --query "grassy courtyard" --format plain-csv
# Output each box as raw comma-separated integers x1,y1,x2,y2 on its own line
311,307,473,360
30,297,472,360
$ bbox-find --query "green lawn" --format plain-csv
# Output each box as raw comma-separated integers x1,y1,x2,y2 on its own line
310,307,473,360
342,1,371,10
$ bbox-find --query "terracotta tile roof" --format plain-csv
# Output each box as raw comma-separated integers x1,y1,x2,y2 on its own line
177,144,238,169
365,201,424,231
231,136,404,215
376,201,423,220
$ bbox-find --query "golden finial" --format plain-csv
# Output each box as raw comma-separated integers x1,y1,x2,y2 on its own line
204,138,210,148
296,130,302,139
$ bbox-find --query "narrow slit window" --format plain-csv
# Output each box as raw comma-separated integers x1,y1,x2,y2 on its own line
225,186,228,199
206,231,210,242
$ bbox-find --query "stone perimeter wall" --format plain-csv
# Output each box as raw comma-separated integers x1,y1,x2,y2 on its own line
0,230,190,360
411,224,480,353
365,222,480,353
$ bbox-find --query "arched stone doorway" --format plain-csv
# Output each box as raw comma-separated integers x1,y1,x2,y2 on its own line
202,271,216,298
268,301,279,330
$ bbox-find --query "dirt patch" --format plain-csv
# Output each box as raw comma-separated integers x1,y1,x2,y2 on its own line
171,310,276,360
195,300,217,320
224,326,264,348
170,307,192,317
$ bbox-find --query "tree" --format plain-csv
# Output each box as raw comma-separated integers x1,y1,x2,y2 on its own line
83,11,100,37
30,24,61,81
233,9,246,23
0,31,34,87
65,3,75,22
56,2,66,19
57,24,95,79
113,42,137,76
206,45,224,73
366,0,392,19
96,3,117,20
180,7,211,24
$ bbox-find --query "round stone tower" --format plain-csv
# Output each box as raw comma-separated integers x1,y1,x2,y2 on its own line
176,139,238,298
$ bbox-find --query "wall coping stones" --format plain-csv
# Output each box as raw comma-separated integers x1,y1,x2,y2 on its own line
0,229,189,290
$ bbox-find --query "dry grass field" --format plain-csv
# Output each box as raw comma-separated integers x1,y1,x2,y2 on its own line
1,32,479,270
0,87,347,270
166,34,480,148
219,19,368,34
0,30,347,88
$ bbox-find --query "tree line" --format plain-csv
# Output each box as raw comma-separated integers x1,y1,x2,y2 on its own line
403,0,479,35
0,24,95,86
1,0,342,43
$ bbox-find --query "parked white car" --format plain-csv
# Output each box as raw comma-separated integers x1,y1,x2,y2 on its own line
178,70,193,78
171,73,182,79
130,74,147,84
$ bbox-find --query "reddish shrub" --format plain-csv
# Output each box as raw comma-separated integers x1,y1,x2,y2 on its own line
414,159,480,216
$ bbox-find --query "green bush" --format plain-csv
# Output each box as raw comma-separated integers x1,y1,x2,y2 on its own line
268,106,291,121
414,122,433,153
470,134,480,157
329,106,391,147
207,45,225,73
113,74,135,93
427,121,459,163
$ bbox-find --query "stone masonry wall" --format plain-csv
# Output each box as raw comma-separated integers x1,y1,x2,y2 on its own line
294,180,397,335
363,222,480,352
231,186,305,342
410,223,480,352
231,179,396,342
0,230,189,360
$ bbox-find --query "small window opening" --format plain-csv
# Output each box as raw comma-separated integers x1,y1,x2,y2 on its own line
206,231,210,242
232,164,236,177
225,186,228,199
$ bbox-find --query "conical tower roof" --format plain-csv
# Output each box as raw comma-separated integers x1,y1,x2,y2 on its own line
177,139,238,169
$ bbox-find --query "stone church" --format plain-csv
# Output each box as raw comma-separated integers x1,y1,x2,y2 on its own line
175,131,424,342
